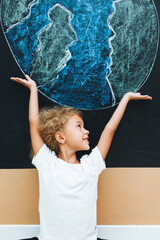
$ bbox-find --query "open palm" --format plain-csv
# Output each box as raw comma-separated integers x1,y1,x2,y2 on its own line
126,92,152,101
10,75,36,90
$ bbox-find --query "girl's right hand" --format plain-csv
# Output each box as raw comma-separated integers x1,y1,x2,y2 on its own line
10,74,37,90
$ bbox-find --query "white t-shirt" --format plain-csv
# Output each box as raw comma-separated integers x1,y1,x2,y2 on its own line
32,144,106,240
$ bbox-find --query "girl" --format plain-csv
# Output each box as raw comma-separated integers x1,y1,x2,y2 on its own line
11,75,152,240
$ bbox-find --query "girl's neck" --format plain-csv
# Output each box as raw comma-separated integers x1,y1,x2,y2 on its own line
58,150,80,164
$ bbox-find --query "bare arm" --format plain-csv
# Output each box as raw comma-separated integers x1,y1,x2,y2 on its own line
97,92,152,160
11,75,44,155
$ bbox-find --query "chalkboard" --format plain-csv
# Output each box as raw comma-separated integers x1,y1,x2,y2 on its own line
0,0,160,168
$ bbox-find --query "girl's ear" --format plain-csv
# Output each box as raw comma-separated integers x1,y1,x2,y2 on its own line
55,132,65,144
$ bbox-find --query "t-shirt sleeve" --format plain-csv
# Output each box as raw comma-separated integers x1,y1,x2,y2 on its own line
81,146,106,175
32,143,56,170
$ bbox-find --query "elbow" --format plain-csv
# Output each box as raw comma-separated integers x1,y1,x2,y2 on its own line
105,123,116,134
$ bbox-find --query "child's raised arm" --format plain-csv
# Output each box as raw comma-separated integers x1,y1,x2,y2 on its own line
97,92,152,160
10,75,44,155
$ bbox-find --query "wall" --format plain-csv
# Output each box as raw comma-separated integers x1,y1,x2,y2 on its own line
0,168,160,225
97,168,160,225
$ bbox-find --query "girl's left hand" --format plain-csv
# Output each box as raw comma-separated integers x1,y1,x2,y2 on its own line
125,92,152,101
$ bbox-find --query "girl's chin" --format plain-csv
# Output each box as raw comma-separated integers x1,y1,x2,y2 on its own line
77,143,90,151
78,146,90,151
86,145,90,150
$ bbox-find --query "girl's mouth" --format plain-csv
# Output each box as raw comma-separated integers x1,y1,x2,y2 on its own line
83,137,89,141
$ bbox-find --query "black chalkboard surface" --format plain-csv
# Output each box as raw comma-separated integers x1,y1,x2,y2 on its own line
0,0,160,168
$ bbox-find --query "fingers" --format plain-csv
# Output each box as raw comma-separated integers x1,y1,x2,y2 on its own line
10,77,26,83
11,75,29,81
136,94,152,100
142,95,152,100
10,77,26,85
134,93,150,98
11,74,30,83
25,74,32,81
126,92,152,101
10,76,29,88
137,93,152,99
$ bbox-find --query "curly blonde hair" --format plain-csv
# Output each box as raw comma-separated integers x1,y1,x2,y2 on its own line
38,105,82,155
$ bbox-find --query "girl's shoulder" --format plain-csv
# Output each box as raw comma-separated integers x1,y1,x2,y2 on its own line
32,143,57,169
80,146,106,175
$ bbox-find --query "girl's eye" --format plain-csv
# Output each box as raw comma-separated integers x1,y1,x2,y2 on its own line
77,124,81,128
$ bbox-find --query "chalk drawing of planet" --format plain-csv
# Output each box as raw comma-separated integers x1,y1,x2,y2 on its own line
1,0,159,109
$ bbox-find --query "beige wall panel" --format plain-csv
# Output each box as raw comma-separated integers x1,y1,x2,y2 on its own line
0,168,160,224
97,168,160,225
0,169,39,224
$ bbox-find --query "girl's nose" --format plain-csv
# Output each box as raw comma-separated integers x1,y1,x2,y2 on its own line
84,128,89,134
